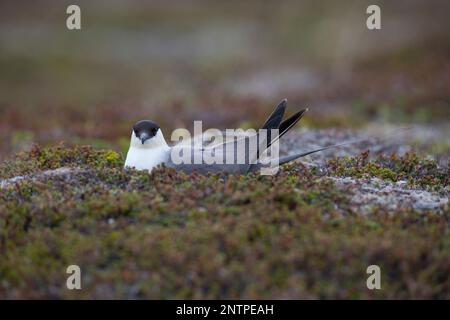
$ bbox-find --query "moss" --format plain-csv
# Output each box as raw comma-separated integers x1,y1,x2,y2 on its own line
328,151,449,192
0,144,124,179
98,150,122,166
0,146,448,299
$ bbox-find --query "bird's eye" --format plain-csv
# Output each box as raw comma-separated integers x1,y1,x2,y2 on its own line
152,128,158,135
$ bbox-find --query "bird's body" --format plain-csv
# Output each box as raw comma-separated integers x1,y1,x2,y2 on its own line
125,132,263,174
124,99,341,174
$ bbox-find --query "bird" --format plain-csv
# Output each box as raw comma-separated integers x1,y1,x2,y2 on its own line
124,99,349,174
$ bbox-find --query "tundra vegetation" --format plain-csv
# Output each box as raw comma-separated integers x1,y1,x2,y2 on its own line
0,144,448,299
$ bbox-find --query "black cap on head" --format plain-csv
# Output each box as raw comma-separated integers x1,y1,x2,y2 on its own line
133,120,160,144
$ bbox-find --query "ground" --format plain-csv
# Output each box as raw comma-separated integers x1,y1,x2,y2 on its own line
0,130,448,299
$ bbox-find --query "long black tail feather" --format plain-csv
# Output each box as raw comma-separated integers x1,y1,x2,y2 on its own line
268,108,308,147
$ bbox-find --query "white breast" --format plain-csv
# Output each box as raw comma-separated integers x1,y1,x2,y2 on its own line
124,146,169,171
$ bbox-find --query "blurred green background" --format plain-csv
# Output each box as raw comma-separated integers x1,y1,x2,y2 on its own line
1,0,449,158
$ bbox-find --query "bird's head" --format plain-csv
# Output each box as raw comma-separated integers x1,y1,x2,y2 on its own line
130,120,166,148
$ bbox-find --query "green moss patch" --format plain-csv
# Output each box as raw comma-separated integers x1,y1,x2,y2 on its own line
0,144,123,180
327,151,449,192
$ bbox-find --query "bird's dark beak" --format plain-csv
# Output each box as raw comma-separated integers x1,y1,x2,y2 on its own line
140,132,150,144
